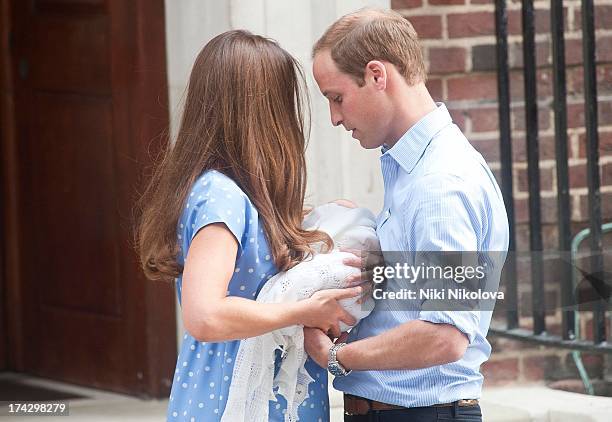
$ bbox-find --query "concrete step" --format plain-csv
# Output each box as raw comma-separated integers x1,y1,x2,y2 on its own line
2,373,610,421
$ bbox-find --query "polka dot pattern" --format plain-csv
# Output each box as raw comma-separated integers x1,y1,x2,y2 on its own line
167,170,329,421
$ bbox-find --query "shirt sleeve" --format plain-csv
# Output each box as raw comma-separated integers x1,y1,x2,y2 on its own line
407,173,484,344
183,172,250,257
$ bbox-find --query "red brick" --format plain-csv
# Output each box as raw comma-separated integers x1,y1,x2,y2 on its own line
510,70,525,100
428,47,466,74
524,355,562,382
509,40,551,69
582,315,612,341
407,15,442,39
447,74,498,101
467,107,499,133
578,130,612,159
597,36,612,62
514,197,528,224
578,191,612,221
514,198,529,223
562,353,604,379
472,44,497,72
447,107,467,132
570,161,612,190
391,0,422,8
481,357,520,386
533,8,552,34
598,64,612,94
512,106,551,132
541,196,562,228
567,102,586,129
515,256,533,285
519,290,559,316
565,40,583,67
515,223,530,251
566,66,584,96
514,223,560,251
509,70,553,101
565,36,612,66
569,100,612,130
540,224,561,250
529,7,570,36
500,8,568,35
600,101,612,126
517,166,554,192
429,0,464,4
519,290,560,318
470,139,499,163
425,78,443,101
574,6,612,32
537,68,554,97
602,162,612,186
514,195,559,225
569,163,587,189
511,135,557,161
546,322,562,337
448,12,496,38
507,9,524,36
489,336,538,353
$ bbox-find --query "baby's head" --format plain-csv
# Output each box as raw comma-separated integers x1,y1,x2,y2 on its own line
332,199,358,209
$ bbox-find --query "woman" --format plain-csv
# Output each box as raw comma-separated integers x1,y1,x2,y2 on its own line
135,30,362,421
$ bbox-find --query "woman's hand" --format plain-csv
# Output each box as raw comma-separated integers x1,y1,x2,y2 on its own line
297,287,362,338
304,328,350,368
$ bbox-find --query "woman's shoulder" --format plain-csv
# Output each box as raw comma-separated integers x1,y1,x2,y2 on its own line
191,170,251,204
180,170,255,253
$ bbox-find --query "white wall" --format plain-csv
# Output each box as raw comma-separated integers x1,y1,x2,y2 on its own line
165,0,390,349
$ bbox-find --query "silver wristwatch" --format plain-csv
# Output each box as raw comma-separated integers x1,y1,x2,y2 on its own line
328,343,352,377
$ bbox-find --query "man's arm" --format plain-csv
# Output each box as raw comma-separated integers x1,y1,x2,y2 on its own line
304,320,468,370
338,320,468,370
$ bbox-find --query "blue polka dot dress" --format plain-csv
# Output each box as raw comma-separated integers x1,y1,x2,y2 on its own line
167,170,330,421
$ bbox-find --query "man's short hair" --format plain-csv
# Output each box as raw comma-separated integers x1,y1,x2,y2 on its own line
313,8,426,87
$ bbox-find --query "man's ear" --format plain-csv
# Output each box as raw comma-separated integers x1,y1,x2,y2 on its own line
365,60,387,90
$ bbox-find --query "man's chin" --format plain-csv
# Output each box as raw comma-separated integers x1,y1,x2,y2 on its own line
358,138,380,150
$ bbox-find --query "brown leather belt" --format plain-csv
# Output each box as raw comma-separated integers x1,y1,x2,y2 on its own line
344,394,479,416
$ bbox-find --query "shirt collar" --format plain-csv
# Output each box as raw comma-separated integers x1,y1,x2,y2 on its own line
381,102,453,174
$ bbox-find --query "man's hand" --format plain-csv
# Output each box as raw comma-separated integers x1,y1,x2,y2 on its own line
303,327,334,368
341,248,383,303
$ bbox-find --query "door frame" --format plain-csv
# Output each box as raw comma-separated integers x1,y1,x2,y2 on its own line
0,0,16,373
0,0,176,397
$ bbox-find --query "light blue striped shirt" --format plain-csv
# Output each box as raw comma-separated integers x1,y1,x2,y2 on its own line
334,103,509,407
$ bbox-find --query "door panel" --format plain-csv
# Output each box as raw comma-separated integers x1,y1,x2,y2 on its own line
8,0,175,396
28,93,121,315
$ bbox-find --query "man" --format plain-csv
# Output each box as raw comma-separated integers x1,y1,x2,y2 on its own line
304,8,509,422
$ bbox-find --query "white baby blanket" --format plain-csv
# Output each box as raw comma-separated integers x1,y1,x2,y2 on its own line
220,203,380,422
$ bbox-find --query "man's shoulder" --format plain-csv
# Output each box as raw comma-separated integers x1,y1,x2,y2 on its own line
423,130,483,175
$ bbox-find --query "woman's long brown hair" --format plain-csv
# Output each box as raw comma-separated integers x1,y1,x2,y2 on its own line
135,30,332,281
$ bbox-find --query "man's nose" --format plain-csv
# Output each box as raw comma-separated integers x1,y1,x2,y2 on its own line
331,109,342,127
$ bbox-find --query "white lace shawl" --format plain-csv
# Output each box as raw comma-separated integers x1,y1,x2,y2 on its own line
220,203,380,422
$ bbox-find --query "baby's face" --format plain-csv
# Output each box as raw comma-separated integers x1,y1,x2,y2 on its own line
332,199,358,209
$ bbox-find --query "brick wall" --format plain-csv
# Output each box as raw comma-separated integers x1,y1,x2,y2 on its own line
393,0,612,386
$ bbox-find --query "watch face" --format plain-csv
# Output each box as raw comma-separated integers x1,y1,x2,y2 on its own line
328,363,344,377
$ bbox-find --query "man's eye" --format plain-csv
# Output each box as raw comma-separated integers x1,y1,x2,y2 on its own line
333,96,342,103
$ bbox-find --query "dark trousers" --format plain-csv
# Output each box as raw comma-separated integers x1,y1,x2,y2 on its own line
344,403,482,422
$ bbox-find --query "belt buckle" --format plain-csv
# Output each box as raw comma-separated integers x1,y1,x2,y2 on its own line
457,399,478,407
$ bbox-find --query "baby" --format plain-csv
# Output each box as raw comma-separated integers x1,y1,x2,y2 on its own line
221,201,380,422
